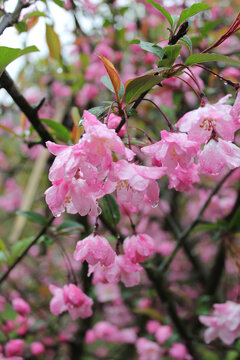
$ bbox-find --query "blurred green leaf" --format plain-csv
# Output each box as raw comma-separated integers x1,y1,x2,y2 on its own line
1,303,17,321
41,118,70,142
15,21,27,33
52,0,64,7
25,11,48,19
10,237,33,262
16,211,48,226
45,24,61,60
57,220,85,232
0,46,39,71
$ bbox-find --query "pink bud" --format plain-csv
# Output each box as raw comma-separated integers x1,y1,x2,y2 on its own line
12,298,31,316
5,339,25,357
169,343,188,359
30,342,45,356
155,325,172,344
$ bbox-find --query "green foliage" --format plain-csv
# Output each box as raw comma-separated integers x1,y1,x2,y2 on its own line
180,35,192,53
10,237,33,263
41,118,70,142
185,53,240,68
163,44,182,64
176,3,210,28
45,24,61,60
101,75,125,97
101,194,120,225
125,75,163,104
0,46,39,71
131,40,164,60
57,220,85,233
16,211,48,226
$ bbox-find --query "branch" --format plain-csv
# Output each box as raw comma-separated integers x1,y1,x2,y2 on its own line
0,0,25,36
0,71,54,146
0,216,54,286
160,169,235,273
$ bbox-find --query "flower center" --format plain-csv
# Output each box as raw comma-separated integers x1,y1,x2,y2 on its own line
200,117,216,131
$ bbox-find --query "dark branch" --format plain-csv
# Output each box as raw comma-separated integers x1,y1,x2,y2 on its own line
0,0,26,36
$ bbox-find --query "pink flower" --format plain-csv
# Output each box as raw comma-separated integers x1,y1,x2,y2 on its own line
155,325,172,345
30,342,45,356
0,296,5,312
49,283,93,320
199,301,240,344
146,320,161,334
136,337,162,360
123,233,154,263
108,160,165,210
168,164,200,191
89,255,143,287
75,84,99,107
168,343,188,359
198,138,240,175
12,298,31,316
94,283,120,302
5,340,25,357
176,95,236,144
74,234,116,266
142,130,199,171
51,81,71,98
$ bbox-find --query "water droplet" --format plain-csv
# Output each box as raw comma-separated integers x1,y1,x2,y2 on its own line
151,201,159,208
97,206,102,215
56,213,61,217
224,81,228,85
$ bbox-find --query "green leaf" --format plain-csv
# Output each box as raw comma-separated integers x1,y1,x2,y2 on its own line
0,238,7,253
57,220,85,232
132,40,164,60
163,44,182,61
180,35,192,53
52,0,64,7
185,53,240,68
41,118,70,142
125,74,163,104
190,223,221,234
101,76,125,98
24,11,48,19
0,251,8,265
177,3,210,28
87,106,107,118
16,211,48,226
144,0,173,27
45,24,61,60
15,21,27,33
10,237,33,261
101,194,120,225
0,46,39,71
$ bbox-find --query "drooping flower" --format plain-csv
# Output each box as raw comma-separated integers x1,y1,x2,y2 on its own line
5,340,25,357
199,301,240,345
108,160,165,211
74,234,116,267
142,130,199,171
49,283,93,320
176,95,236,144
198,138,240,175
123,233,154,263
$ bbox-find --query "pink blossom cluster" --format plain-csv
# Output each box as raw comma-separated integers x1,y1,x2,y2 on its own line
199,301,240,344
49,283,93,320
73,232,154,288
